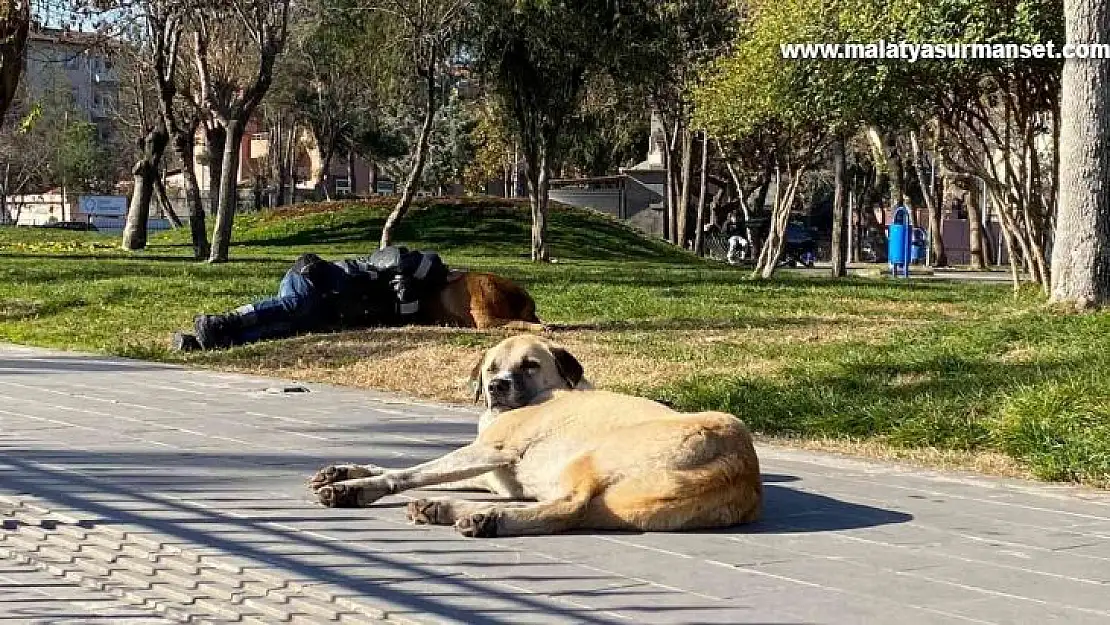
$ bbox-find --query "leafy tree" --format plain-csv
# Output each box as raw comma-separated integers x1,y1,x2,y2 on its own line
694,0,844,277
1,70,118,200
470,0,656,261
886,0,1062,289
57,118,116,192
421,95,476,194
462,98,515,195
643,0,738,247
366,0,469,248
561,74,648,178
283,0,396,200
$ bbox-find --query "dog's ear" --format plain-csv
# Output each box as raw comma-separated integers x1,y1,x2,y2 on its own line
468,352,486,404
550,346,584,388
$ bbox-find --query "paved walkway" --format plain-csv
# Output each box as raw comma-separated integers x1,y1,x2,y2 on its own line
1,344,1109,624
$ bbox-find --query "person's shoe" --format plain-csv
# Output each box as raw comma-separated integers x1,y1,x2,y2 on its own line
172,332,202,352
193,314,239,350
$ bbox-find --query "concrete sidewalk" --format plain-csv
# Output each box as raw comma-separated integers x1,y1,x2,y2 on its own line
1,344,1109,624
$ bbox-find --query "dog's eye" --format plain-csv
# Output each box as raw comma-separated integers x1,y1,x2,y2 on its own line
521,360,540,372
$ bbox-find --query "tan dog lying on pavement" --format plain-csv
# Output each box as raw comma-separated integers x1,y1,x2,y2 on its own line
310,335,762,537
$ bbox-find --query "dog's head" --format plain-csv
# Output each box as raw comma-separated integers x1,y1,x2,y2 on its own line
468,335,585,412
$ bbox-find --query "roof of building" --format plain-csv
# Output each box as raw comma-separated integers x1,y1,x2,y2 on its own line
28,27,120,51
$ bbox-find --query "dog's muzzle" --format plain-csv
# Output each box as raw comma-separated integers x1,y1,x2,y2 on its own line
486,373,528,410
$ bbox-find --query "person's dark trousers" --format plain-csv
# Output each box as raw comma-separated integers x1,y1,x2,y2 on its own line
196,259,347,348
231,266,324,344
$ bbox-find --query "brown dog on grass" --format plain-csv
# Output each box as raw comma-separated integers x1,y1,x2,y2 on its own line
311,335,762,538
425,271,545,332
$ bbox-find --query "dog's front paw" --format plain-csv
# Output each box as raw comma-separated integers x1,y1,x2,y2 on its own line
310,465,352,490
406,499,451,525
315,482,390,508
309,464,385,490
455,512,499,538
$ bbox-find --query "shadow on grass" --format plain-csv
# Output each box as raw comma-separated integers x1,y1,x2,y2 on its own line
222,203,691,264
0,252,286,265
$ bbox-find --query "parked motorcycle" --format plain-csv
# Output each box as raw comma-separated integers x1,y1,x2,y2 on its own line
779,223,818,268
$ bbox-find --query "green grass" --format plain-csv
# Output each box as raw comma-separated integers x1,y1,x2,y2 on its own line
3,198,1109,487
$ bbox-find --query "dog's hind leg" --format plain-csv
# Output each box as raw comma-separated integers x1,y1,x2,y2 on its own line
453,455,602,538
406,498,530,526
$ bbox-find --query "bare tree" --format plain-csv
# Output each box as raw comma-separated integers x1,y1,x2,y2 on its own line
193,0,290,263
1051,0,1110,308
144,4,211,258
375,0,467,249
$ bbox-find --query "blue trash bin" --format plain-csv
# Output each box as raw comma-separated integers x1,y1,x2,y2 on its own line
888,207,913,277
911,228,928,264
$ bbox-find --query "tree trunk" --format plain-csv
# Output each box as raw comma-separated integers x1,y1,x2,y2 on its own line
347,147,357,196
204,125,226,215
1,162,10,223
724,159,760,250
966,188,987,270
1052,0,1110,307
275,122,295,207
677,129,694,249
754,166,805,279
662,129,672,242
0,0,30,127
847,174,857,263
831,139,848,278
380,69,437,249
208,118,244,263
772,172,804,277
887,134,905,207
911,130,947,266
154,176,182,228
524,141,552,262
175,133,210,260
511,142,522,198
534,149,551,262
122,126,169,251
321,147,334,201
693,132,710,256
